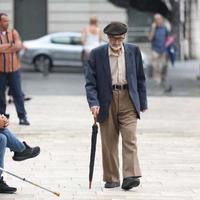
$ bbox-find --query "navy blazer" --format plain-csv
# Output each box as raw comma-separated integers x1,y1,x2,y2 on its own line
85,43,147,122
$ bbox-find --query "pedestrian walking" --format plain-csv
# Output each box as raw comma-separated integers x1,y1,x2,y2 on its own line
85,22,147,190
0,13,30,125
0,114,40,194
148,13,172,92
81,16,102,67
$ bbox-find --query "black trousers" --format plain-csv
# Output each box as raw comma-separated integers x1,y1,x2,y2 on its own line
0,70,27,119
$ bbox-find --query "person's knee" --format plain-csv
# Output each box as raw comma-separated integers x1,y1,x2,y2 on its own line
0,134,7,147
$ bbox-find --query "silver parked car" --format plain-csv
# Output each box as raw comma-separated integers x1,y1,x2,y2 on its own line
20,32,150,72
20,32,83,72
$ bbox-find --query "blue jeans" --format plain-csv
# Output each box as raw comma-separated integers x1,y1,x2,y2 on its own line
0,128,25,177
0,70,27,119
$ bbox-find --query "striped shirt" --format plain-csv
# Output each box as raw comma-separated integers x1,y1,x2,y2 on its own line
0,29,22,73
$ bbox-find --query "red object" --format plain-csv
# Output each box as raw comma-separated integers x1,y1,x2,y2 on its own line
165,35,176,48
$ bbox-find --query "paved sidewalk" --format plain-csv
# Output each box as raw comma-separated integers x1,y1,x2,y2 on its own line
1,95,200,200
147,60,200,97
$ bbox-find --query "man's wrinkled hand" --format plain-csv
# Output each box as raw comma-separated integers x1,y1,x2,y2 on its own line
90,106,100,119
0,117,4,128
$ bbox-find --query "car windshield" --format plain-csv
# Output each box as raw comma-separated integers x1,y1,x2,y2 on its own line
51,36,81,45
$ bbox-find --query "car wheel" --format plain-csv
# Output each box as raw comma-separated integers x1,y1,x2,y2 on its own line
34,55,52,74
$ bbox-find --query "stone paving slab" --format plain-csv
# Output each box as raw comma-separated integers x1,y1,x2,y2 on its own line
2,133,200,200
1,95,200,200
6,96,200,135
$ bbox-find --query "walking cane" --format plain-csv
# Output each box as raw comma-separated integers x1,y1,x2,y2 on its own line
0,167,60,197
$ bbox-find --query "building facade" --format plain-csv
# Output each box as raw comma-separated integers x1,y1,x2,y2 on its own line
0,0,126,40
1,0,200,59
184,0,200,59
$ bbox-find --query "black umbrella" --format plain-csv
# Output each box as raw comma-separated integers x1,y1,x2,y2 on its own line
89,118,98,189
108,0,172,19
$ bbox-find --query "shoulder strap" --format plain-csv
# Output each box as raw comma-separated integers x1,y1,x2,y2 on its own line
12,29,15,43
0,34,2,44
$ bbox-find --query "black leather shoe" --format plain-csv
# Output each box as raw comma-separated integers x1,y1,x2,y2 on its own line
19,118,30,125
0,177,17,194
164,85,173,93
24,96,32,101
121,177,140,190
104,181,120,188
13,141,40,161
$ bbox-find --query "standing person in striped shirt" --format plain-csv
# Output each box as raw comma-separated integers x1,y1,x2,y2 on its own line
0,13,30,125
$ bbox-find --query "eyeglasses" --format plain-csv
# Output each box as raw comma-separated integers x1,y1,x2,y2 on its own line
108,36,125,42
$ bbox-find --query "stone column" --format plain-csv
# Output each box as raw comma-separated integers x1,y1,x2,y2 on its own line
190,0,200,59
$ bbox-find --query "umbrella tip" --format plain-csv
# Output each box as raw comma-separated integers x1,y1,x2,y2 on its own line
89,181,92,189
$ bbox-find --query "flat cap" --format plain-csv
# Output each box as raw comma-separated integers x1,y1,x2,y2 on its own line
103,22,127,36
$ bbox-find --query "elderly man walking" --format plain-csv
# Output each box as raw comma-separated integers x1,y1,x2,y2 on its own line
85,22,147,190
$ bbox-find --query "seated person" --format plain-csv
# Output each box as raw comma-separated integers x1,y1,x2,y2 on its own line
0,114,40,194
